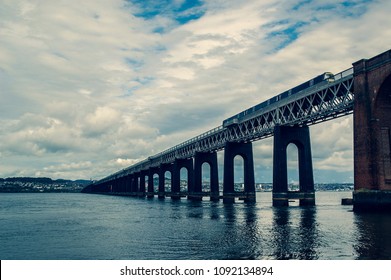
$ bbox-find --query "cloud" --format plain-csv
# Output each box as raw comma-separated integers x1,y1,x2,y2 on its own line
1,0,391,182
82,106,121,137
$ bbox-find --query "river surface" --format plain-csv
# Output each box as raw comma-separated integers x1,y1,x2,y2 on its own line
0,191,390,260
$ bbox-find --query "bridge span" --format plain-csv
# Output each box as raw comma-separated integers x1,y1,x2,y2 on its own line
83,49,391,212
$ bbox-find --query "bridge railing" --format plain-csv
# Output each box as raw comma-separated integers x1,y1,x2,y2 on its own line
153,125,224,159
100,125,226,181
334,67,353,80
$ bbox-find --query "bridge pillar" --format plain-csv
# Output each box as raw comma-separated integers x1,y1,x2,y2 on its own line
223,141,256,203
353,50,391,212
172,158,194,200
131,173,139,196
115,178,122,193
94,182,104,193
110,179,115,192
116,177,122,193
98,182,104,193
119,176,127,193
109,179,115,192
159,164,173,199
110,181,115,193
147,168,158,198
193,152,219,201
125,175,132,193
98,182,105,193
273,125,315,206
139,171,147,197
112,178,118,192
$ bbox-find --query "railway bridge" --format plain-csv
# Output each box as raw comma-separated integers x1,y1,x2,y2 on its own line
83,49,391,212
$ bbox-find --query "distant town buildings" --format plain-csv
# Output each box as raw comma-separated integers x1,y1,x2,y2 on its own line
0,177,91,193
0,177,353,193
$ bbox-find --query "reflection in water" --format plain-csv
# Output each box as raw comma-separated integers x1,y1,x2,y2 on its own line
157,197,391,260
272,207,291,259
242,204,262,259
2,192,391,260
183,201,320,260
354,212,391,259
272,206,319,259
298,207,319,259
220,203,262,259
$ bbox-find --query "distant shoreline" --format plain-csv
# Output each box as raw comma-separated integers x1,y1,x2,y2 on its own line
0,177,91,193
0,190,83,193
0,177,353,193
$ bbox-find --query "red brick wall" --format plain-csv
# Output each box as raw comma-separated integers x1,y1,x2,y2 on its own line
353,50,391,191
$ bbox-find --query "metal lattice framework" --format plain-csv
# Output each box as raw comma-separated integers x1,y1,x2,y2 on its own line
99,68,354,183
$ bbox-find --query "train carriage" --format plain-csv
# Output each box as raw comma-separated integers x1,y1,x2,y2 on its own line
222,72,334,128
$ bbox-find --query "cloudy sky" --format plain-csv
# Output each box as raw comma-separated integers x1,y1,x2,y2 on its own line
1,0,391,183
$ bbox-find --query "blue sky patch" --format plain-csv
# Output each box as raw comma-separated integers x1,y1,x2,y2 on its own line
316,0,374,18
266,0,375,52
121,76,155,97
129,0,205,26
266,21,309,51
125,58,144,70
292,0,313,11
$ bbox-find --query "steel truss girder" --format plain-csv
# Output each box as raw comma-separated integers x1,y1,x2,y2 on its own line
98,69,354,183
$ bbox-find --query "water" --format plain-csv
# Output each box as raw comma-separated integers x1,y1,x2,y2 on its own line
0,191,390,260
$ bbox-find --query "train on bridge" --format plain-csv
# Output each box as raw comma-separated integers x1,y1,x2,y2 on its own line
222,72,335,127
85,49,391,211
